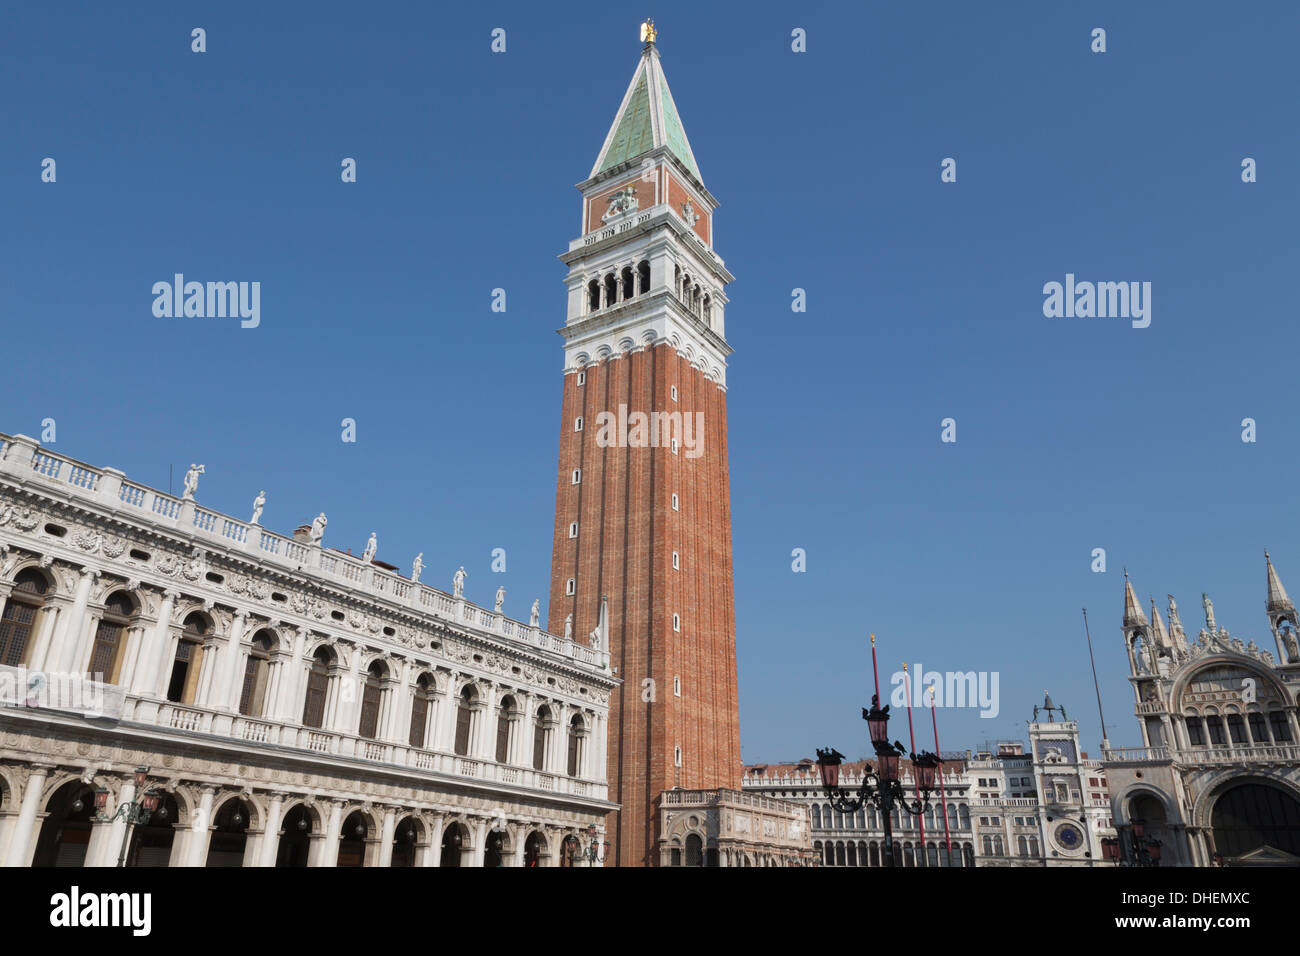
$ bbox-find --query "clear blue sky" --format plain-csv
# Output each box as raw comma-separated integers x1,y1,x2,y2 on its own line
3,1,1297,762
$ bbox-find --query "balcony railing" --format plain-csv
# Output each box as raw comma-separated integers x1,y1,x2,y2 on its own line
1103,743,1300,765
118,698,607,801
0,433,611,675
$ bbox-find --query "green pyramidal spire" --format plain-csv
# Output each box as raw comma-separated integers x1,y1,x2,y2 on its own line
590,37,702,182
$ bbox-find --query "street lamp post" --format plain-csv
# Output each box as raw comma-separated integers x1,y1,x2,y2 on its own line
566,825,609,866
93,766,164,868
816,694,943,868
1100,819,1163,867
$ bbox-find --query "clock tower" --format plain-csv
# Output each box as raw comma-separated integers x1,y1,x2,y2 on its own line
548,23,741,866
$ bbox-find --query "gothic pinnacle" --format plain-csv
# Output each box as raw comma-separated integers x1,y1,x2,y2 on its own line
1266,551,1295,614
1123,569,1148,628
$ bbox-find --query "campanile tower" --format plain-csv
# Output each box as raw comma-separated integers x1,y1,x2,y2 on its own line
548,23,740,866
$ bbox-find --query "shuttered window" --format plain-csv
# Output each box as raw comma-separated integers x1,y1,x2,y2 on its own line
302,652,330,728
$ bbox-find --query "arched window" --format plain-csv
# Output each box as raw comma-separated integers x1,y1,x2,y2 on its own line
89,591,134,683
685,833,703,867
811,804,821,828
1226,714,1248,744
409,673,435,748
1211,783,1300,858
0,569,48,667
454,685,477,756
869,842,880,867
963,843,976,867
1028,835,1040,856
993,835,1004,856
567,713,586,777
928,843,940,867
846,842,857,866
167,613,208,704
1248,712,1270,744
1186,715,1206,746
621,266,634,299
1017,835,1028,856
358,660,386,740
239,630,276,717
1269,711,1293,742
836,841,847,866
496,695,515,764
301,647,333,728
901,842,913,867
637,260,650,294
533,705,552,770
587,279,600,312
702,294,711,325
603,273,617,307
982,835,993,856
959,805,970,828
1206,715,1227,746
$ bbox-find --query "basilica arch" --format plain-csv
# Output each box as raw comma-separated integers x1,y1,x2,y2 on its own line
1196,774,1300,864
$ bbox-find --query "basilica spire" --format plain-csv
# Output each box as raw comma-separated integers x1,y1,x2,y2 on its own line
590,23,702,183
1266,551,1295,615
1149,596,1170,648
1123,570,1148,627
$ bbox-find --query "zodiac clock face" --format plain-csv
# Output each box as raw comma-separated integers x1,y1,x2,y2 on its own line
1054,822,1084,851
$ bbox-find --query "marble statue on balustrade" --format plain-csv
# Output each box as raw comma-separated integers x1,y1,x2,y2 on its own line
362,532,377,564
182,464,205,500
250,490,265,525
1203,592,1216,631
411,553,423,583
453,566,466,598
564,614,573,640
309,512,327,545
530,600,540,627
494,586,505,614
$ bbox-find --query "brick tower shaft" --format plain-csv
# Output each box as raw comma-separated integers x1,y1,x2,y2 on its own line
548,31,740,866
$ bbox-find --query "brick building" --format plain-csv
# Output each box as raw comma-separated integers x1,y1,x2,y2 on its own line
548,24,741,866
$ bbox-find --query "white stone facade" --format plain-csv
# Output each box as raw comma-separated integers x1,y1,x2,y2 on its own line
0,433,616,867
1102,566,1300,865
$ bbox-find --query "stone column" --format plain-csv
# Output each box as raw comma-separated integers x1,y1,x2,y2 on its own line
274,629,306,722
132,589,177,707
185,786,216,866
213,612,250,713
25,598,62,673
332,647,361,734
377,807,396,867
425,814,445,867
257,793,286,867
511,826,525,867
4,764,51,867
319,801,343,867
384,662,412,744
101,780,137,867
471,818,487,867
83,812,118,868
478,685,497,760
55,568,98,673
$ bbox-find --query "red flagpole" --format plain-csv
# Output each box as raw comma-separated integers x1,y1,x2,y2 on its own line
870,633,880,701
902,663,924,854
930,685,952,861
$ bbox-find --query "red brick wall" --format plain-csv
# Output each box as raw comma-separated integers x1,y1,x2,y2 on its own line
548,344,740,866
